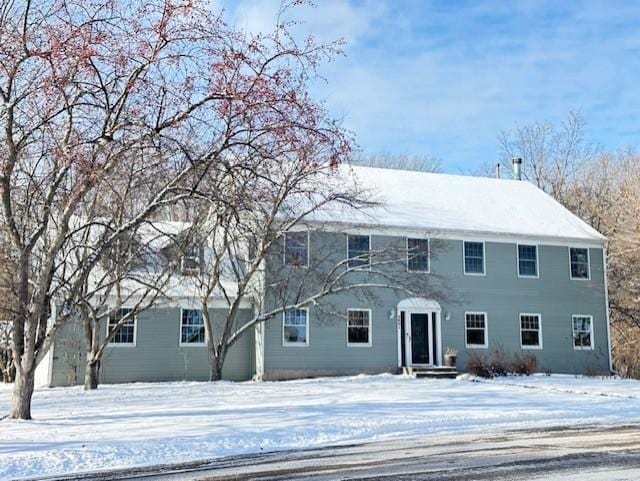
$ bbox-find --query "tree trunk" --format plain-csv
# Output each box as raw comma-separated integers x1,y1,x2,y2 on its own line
84,359,100,390
209,355,224,381
9,367,35,420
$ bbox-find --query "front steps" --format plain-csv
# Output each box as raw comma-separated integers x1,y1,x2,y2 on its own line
402,366,459,379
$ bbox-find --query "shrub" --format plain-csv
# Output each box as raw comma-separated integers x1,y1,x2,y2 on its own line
511,353,537,375
465,349,537,378
466,352,491,378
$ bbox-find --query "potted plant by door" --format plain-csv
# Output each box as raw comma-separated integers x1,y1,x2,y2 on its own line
444,347,458,368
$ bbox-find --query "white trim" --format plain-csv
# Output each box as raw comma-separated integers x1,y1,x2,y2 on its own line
298,220,606,248
282,307,310,347
463,240,486,276
569,246,591,281
397,300,442,368
406,237,431,273
572,314,595,351
519,312,543,350
106,309,137,347
603,248,613,372
346,233,372,269
283,230,310,268
464,311,489,349
516,243,539,279
179,308,207,347
346,308,372,347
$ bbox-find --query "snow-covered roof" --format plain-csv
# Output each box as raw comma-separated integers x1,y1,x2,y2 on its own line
317,166,605,245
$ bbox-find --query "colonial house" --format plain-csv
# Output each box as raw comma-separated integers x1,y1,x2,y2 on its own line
35,163,611,386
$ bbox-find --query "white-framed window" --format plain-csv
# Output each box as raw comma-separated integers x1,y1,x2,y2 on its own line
180,309,205,345
347,309,372,346
463,241,485,275
181,244,201,275
572,315,594,350
283,309,309,346
284,231,309,267
107,308,136,346
407,238,430,273
347,234,371,268
569,247,590,280
517,244,538,278
520,313,542,349
465,312,488,348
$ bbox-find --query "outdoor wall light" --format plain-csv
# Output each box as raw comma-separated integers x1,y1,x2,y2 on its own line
389,308,395,320
445,312,451,321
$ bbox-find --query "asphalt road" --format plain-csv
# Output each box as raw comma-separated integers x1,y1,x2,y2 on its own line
30,424,640,481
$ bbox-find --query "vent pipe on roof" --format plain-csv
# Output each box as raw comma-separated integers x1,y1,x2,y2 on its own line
512,157,522,180
495,163,501,179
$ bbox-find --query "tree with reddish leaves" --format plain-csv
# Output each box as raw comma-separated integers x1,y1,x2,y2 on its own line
0,0,351,419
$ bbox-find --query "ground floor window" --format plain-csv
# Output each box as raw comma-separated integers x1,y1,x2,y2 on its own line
520,313,542,349
108,308,136,345
181,309,205,345
347,309,371,346
283,309,309,346
465,312,487,348
572,315,593,350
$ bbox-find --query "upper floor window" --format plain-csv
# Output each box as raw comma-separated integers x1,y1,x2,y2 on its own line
572,315,594,350
180,309,205,345
347,234,370,268
569,247,590,280
347,309,371,346
520,313,542,349
283,309,309,346
108,308,136,345
181,244,201,275
284,231,309,267
518,244,538,277
463,241,485,275
465,312,487,348
407,238,430,272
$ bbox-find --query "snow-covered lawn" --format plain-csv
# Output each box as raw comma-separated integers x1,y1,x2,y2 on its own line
2,374,640,480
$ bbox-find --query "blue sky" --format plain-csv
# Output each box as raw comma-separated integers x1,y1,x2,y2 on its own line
221,0,640,172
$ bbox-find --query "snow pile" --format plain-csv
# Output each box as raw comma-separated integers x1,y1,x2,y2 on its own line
1,374,639,480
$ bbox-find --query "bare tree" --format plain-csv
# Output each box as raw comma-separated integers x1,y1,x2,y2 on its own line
498,111,597,202
175,161,443,381
353,153,442,173
0,0,351,419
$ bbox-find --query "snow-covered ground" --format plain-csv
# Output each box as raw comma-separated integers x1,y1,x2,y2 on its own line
2,374,640,480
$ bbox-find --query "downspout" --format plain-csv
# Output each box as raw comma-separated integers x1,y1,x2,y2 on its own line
602,246,614,374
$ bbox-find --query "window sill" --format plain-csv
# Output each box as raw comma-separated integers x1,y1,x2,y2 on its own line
465,344,488,349
179,343,207,347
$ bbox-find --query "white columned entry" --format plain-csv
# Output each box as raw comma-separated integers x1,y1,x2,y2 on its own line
396,298,442,368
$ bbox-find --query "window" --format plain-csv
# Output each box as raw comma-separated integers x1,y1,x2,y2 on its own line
520,314,542,349
347,309,371,346
464,241,485,275
347,234,370,268
108,308,136,345
465,312,487,348
518,244,538,277
181,244,201,275
283,309,308,346
407,238,430,272
180,309,205,345
572,315,594,350
284,231,309,267
569,247,590,280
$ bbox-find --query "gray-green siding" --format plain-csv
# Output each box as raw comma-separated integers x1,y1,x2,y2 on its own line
48,232,610,386
50,307,255,386
263,233,609,379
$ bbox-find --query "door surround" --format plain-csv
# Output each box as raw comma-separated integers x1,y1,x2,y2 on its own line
397,298,442,368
